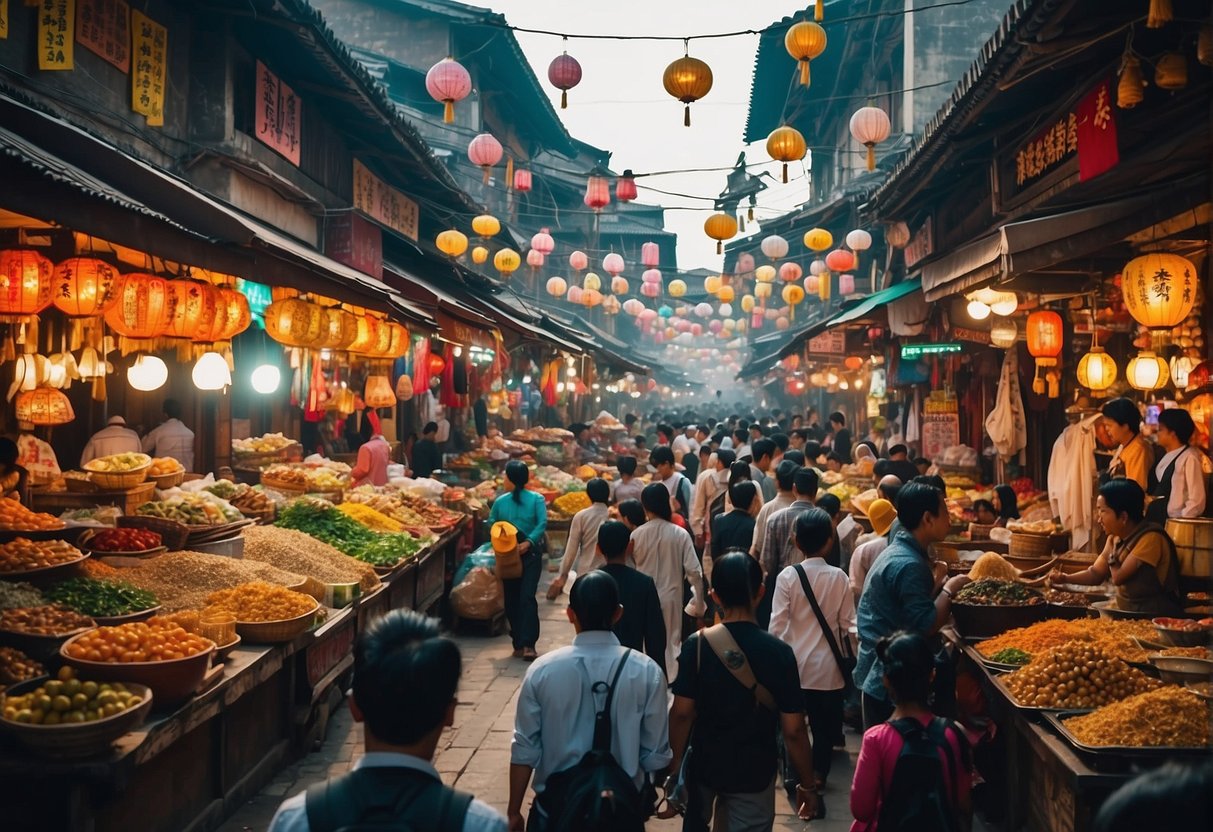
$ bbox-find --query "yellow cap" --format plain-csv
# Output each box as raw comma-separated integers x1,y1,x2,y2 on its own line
491,521,519,553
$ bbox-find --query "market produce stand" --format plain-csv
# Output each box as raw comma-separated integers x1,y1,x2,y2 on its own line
29,482,158,518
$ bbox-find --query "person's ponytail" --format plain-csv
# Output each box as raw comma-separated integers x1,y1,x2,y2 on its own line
641,483,673,522
505,460,529,504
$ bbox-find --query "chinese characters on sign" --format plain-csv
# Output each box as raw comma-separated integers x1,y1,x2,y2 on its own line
1014,112,1078,186
903,216,933,268
352,159,419,241
1073,79,1119,181
921,396,959,461
1,1,9,41
76,0,129,72
254,61,301,165
38,0,74,70
324,211,383,279
131,9,166,126
807,330,845,356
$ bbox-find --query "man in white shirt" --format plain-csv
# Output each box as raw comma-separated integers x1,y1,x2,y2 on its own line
549,479,612,598
81,415,142,466
690,449,735,551
141,399,195,471
750,459,799,559
1149,408,1207,521
509,571,670,832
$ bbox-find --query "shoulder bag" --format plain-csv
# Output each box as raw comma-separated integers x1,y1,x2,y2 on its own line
792,564,856,691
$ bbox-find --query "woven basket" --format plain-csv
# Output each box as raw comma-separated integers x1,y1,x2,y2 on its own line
64,477,99,494
88,464,150,490
259,475,309,494
0,679,153,758
969,522,995,541
1009,530,1053,559
240,505,276,525
118,515,190,551
149,469,185,490
235,601,318,644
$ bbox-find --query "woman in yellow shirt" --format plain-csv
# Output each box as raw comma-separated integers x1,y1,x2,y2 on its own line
1051,479,1182,615
1101,398,1151,491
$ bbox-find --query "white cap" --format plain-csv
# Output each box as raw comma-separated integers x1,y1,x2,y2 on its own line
107,415,126,426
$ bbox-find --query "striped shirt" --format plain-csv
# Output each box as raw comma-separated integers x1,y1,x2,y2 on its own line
758,499,816,576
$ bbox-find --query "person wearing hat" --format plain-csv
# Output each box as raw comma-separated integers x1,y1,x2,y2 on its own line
848,499,897,603
488,460,547,660
81,415,142,466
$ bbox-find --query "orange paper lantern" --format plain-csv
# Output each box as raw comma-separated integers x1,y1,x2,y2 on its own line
0,250,54,318
105,273,173,338
51,257,119,316
264,299,324,348
166,280,217,339
1026,310,1063,364
15,386,75,426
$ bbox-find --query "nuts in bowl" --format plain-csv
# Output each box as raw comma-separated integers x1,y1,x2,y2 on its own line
0,605,95,636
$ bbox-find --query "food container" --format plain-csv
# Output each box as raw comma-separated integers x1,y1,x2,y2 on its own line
1147,656,1213,685
59,635,215,706
1044,710,1212,760
76,529,166,559
0,550,91,585
64,476,99,494
1046,602,1098,621
950,602,1049,640
1092,600,1157,621
116,516,189,551
189,536,245,559
0,678,154,758
234,601,318,644
149,469,185,490
85,463,151,491
197,611,236,646
0,624,96,663
989,672,1096,714
1009,531,1053,559
1153,618,1213,648
215,634,242,661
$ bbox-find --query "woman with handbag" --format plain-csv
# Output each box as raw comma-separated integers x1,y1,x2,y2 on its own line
768,508,856,817
488,460,548,660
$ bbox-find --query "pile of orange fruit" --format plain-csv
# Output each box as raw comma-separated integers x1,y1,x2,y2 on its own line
64,619,213,663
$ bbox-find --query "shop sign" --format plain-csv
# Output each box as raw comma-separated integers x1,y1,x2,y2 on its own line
903,217,933,268
1074,79,1119,181
900,342,961,359
922,408,960,461
76,0,129,72
951,326,991,345
324,210,382,279
255,61,301,166
437,310,495,350
807,330,845,355
305,617,355,688
353,159,419,241
38,0,74,70
131,9,166,126
1,1,9,40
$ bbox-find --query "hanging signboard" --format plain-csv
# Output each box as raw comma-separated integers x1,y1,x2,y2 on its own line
324,210,382,279
807,330,845,356
38,0,74,70
131,9,166,126
922,408,960,461
1,1,9,40
352,159,419,241
903,217,933,268
951,326,991,345
254,60,301,165
76,0,129,72
901,342,962,359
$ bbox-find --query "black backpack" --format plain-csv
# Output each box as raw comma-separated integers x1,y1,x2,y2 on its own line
539,650,646,832
875,717,968,832
304,765,472,832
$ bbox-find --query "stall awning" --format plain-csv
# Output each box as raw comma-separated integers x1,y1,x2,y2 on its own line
920,181,1208,301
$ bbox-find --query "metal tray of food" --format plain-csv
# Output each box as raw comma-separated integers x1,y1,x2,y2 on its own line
988,670,1097,714
1044,710,1212,758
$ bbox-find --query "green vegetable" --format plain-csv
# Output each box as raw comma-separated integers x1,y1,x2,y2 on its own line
954,578,1043,606
276,500,426,568
45,578,158,617
990,647,1032,666
349,533,423,567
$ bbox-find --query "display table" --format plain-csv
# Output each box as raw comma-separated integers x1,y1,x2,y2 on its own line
30,481,157,516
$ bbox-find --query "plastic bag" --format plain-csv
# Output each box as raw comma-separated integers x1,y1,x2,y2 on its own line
453,545,497,587
450,567,504,620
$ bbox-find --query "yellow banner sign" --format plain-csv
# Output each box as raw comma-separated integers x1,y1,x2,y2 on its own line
1,1,9,40
38,0,74,70
353,159,419,241
131,8,166,126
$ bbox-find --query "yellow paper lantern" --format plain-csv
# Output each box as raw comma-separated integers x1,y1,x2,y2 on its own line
784,21,827,86
669,279,687,297
471,246,489,265
766,125,806,183
320,307,358,350
662,54,713,126
704,274,722,294
348,314,381,354
782,285,805,305
1117,54,1145,109
1120,253,1197,330
755,265,776,283
15,386,74,426
754,283,772,300
436,229,469,258
105,273,173,338
0,250,54,318
51,258,118,317
363,375,396,409
271,286,300,302
818,272,831,301
703,213,738,254
741,295,755,313
214,287,251,341
471,214,500,238
581,289,603,308
1127,350,1169,390
717,285,735,304
1076,346,1117,392
610,276,629,295
368,322,410,359
494,248,521,277
804,228,833,252
265,299,324,348
583,272,602,292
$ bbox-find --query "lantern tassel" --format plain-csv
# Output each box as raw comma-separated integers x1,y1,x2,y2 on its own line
482,166,490,184
799,59,810,86
561,90,568,109
866,144,876,172
815,0,824,21
684,104,691,127
1147,0,1172,28
716,241,723,255
782,163,789,184
443,101,454,123
748,206,754,220
505,156,514,189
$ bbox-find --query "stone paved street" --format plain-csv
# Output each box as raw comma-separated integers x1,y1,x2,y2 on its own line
220,569,861,832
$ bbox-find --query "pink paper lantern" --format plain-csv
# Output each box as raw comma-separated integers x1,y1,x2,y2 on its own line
584,175,610,211
804,274,820,294
514,169,533,192
569,250,588,271
638,308,658,323
810,259,827,275
642,268,662,284
641,241,660,268
526,250,545,268
825,248,856,272
691,323,703,337
468,133,503,182
616,171,638,202
735,252,756,276
567,286,584,304
425,57,472,123
531,228,555,255
602,253,625,276
839,273,856,295
547,52,583,109
776,316,790,331
622,298,644,316
694,302,712,318
709,320,723,334
640,282,661,298
654,330,665,344
779,262,803,283
751,311,764,329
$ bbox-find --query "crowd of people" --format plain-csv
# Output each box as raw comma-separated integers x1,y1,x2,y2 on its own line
268,401,1211,832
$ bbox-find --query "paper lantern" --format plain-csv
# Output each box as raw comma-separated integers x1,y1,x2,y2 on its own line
425,57,471,124
265,299,323,348
765,126,806,183
825,249,855,273
1077,346,1117,392
1154,52,1187,90
804,228,833,252
1121,253,1197,329
804,274,819,294
0,250,54,318
319,307,358,350
784,20,826,86
494,248,521,278
570,250,589,271
718,285,735,304
472,214,500,238
704,274,721,294
378,322,411,359
128,354,168,392
603,295,621,316
817,272,831,301
530,228,555,257
582,289,603,308
640,281,660,299
695,302,713,318
1117,55,1145,109
704,213,738,254
436,229,469,258
166,280,217,339
778,262,802,283
623,298,644,316
1127,350,1169,390
15,387,74,425
105,273,172,338
845,229,872,271
610,276,629,295
782,285,805,305
669,279,687,298
567,286,585,305
192,351,231,391
839,274,855,295
967,299,992,321
513,169,533,192
363,375,396,409
1147,0,1173,28
740,295,755,313
1027,310,1063,380
467,133,503,182
886,222,911,249
583,273,602,292
658,305,674,318
546,276,568,297
755,265,776,284
850,106,892,171
348,314,381,354
471,246,489,265
617,170,638,202
662,54,713,126
718,303,733,317
215,287,252,341
988,291,1019,317
761,235,789,261
548,51,583,108
51,257,118,316
990,318,1018,348
584,174,610,211
641,242,660,268
1170,354,1196,389
602,253,625,276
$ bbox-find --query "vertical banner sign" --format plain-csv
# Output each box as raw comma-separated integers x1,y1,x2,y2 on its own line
254,61,302,165
131,9,166,126
921,396,959,462
38,0,74,70
352,159,420,240
0,1,9,40
1074,78,1119,182
76,0,129,72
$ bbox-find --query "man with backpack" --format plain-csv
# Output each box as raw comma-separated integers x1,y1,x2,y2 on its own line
269,610,507,832
690,449,735,553
652,445,692,525
508,571,670,832
664,552,818,830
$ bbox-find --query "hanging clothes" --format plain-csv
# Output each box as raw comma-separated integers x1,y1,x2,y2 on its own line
1048,412,1101,550
413,339,431,392
985,349,1027,461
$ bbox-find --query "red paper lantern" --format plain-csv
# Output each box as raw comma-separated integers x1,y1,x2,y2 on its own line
825,248,856,272
778,262,802,283
584,174,610,211
105,273,173,338
513,169,533,192
616,170,638,202
427,352,447,376
547,51,583,109
0,250,53,318
1027,310,1063,362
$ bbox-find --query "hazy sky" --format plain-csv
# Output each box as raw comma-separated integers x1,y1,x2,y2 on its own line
485,1,811,273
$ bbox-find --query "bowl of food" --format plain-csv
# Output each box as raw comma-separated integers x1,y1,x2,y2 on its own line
43,577,161,626
83,453,151,490
0,667,153,758
60,619,215,706
77,528,166,559
1092,600,1158,621
0,605,96,662
147,457,185,490
1153,617,1213,648
950,579,1048,639
1147,656,1213,686
1044,588,1099,620
0,538,88,583
203,582,319,644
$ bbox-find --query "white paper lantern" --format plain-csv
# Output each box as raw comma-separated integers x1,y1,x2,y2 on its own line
192,351,232,390
128,355,168,392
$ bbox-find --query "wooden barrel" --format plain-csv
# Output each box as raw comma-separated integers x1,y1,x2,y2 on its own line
1166,517,1213,591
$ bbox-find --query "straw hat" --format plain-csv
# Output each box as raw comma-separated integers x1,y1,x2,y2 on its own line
866,499,897,537
491,521,519,553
